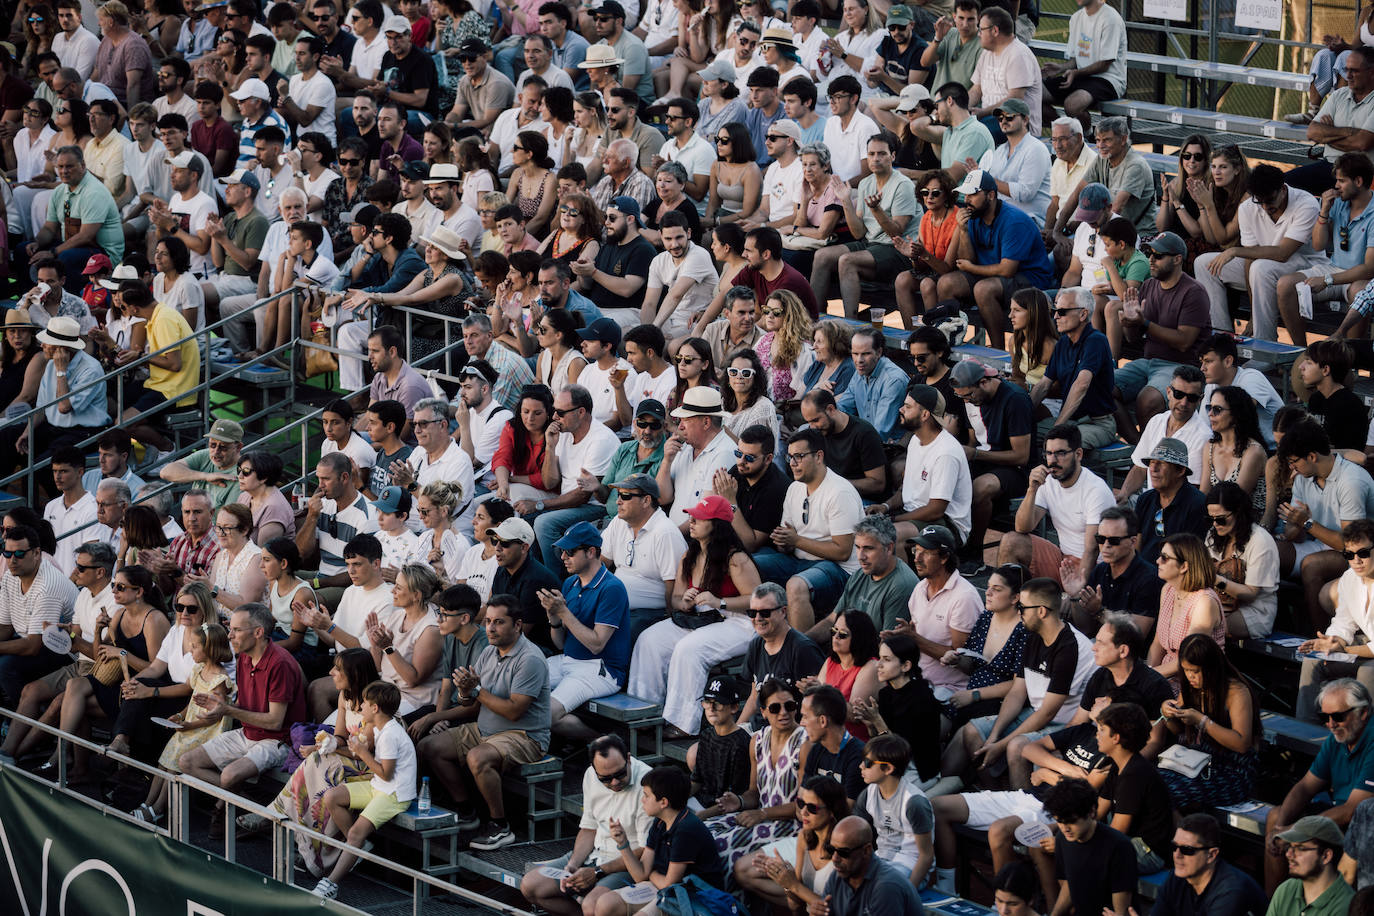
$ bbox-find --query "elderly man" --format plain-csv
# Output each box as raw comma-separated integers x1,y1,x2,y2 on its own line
25,146,123,285
141,490,221,586
0,523,80,709
92,478,131,547
599,474,686,638
822,816,925,916
160,418,244,511
519,734,652,914
1263,679,1374,892
391,396,475,532
179,603,307,822
1115,365,1210,502
462,314,534,414
590,140,656,213
1044,116,1098,267
230,79,289,165
1058,117,1156,236
1293,46,1374,197
0,316,111,481
734,582,825,726
835,327,912,442
1030,287,1118,450
657,388,736,528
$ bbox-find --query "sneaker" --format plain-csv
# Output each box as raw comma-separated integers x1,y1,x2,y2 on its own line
957,559,991,579
236,812,271,834
455,811,482,831
311,878,339,899
469,823,516,851
1284,110,1314,124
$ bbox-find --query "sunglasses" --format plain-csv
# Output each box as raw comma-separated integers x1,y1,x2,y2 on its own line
1205,404,1228,415
1,548,31,559
766,134,789,142
676,354,700,364
596,765,629,785
512,144,528,152
1322,708,1358,724
636,419,663,430
766,700,798,714
177,603,201,612
796,799,825,814
715,137,731,144
496,539,525,549
824,843,864,859
1210,513,1233,527
1180,152,1206,162
1094,534,1127,545
727,367,756,379
733,449,761,462
1171,843,1213,856
1168,386,1203,403
112,582,135,592
73,562,101,571
747,606,780,619
919,189,944,197
1345,546,1374,561
760,307,785,317
458,53,479,62
1052,306,1082,317
831,628,850,639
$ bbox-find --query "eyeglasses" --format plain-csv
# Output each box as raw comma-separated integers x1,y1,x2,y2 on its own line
796,799,825,814
733,449,762,462
1158,551,1179,564
1045,448,1074,459
1094,534,1127,545
1171,843,1214,856
1286,844,1322,856
786,451,816,466
1205,404,1229,415
1015,601,1052,615
1051,306,1082,317
747,606,781,619
215,524,241,535
727,367,756,379
1,548,31,559
496,539,524,549
596,765,629,785
413,417,446,428
1168,386,1202,403
766,700,797,714
1322,708,1359,724
676,354,700,364
1345,546,1374,561
1180,152,1205,162
996,114,1018,123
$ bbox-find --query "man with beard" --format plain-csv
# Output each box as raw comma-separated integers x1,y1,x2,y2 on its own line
454,362,512,494
934,168,1054,348
149,152,216,279
873,384,972,556
1115,364,1210,502
999,422,1116,583
247,126,297,222
230,79,289,165
590,2,651,110
1269,816,1356,914
949,358,1032,564
376,100,424,184
711,423,789,553
447,39,516,134
594,400,668,515
910,81,993,183
640,213,718,340
799,390,887,500
577,318,634,427
490,81,547,177
692,228,818,332
577,196,656,321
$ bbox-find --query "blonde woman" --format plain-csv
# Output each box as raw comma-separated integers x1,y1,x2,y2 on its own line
817,0,883,100
755,290,814,404
417,481,472,585
367,563,444,716
1148,533,1225,683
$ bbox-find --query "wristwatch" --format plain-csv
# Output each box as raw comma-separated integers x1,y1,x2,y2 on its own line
593,866,607,881
536,500,546,511
1303,519,1315,533
719,599,728,614
1324,272,1335,287
211,585,220,598
407,482,418,492
384,645,397,656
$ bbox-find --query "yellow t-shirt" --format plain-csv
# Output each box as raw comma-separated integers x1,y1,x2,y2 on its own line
146,303,200,406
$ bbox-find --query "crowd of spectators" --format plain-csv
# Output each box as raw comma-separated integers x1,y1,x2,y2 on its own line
4,0,1374,912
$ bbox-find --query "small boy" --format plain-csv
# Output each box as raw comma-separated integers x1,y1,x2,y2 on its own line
371,485,421,572
313,680,417,899
408,585,489,741
494,204,540,256
687,676,752,813
855,734,934,888
607,766,726,907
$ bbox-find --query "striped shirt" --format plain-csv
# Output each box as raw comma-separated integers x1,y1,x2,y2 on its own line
0,560,79,633
316,492,379,576
238,110,290,165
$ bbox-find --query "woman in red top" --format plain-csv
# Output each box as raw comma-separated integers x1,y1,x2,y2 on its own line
812,608,879,738
893,170,959,327
490,384,557,513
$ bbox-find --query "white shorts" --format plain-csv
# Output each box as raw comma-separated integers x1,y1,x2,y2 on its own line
962,790,1049,830
1289,538,1332,577
549,655,622,710
201,729,288,775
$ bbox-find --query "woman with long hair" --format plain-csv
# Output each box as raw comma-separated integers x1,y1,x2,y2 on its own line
896,170,959,326
457,136,499,211
670,337,718,411
117,504,174,593
539,86,574,169
567,91,607,169
194,27,246,82
941,564,1029,731
815,608,879,737
1153,633,1259,810
756,290,814,404
1194,145,1250,253
744,775,848,907
251,647,382,874
417,481,473,585
455,498,515,600
537,191,602,266
1205,482,1279,639
628,497,761,736
1008,288,1057,390
705,121,762,230
1149,533,1224,682
534,307,587,394
422,122,454,166
0,307,44,413
152,235,205,330
202,503,267,619
52,565,170,779
20,4,55,79
693,50,748,142
707,677,807,863
853,633,941,783
1200,384,1267,515
818,0,883,97
801,320,855,399
235,451,295,546
721,349,779,443
261,537,318,660
509,129,559,237
369,563,444,718
1156,134,1213,261
493,249,543,356
492,384,557,507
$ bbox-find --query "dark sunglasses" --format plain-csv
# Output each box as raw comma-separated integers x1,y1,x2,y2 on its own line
733,449,761,462
1323,708,1358,724
824,843,865,859
458,53,479,62
747,606,780,619
596,765,629,784
636,419,663,430
715,136,731,144
1344,546,1374,561
796,799,825,814
766,700,798,714
495,539,524,549
919,189,944,197
1205,404,1228,415
1171,843,1213,856
177,602,202,611
1168,386,1203,403
339,157,363,166
1094,534,1127,545
1180,152,1205,162
1,548,31,558
1209,513,1233,527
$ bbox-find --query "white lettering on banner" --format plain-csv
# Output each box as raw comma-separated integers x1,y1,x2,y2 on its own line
0,820,137,916
1235,0,1281,31
189,903,230,916
1142,0,1186,22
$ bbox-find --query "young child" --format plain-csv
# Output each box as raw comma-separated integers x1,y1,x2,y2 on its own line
371,485,422,576
267,220,341,354
406,585,488,741
312,680,418,900
687,676,751,813
80,253,113,320
854,734,934,889
605,766,726,914
494,203,539,255
133,622,235,823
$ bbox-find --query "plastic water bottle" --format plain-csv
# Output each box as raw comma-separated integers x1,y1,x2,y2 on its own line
418,777,431,816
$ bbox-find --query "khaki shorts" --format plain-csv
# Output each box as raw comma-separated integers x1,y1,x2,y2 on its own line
447,722,544,770
38,660,93,693
346,781,411,828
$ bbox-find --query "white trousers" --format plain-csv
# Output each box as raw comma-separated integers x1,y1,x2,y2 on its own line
627,614,753,734
1193,249,1329,340
337,319,372,391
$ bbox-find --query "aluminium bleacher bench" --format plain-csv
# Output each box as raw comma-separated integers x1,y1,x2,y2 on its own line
503,755,566,842
375,800,463,902
457,838,576,891
582,693,666,761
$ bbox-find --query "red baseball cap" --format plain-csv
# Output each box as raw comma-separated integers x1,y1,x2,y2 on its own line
685,494,734,523
82,253,113,275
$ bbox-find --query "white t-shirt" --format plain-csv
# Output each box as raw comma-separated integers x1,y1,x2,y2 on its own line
321,433,379,476
581,756,655,866
900,429,974,543
455,542,499,601
972,39,1044,136
628,365,678,412
601,509,687,609
418,527,471,584
1129,408,1212,482
332,582,396,649
661,131,715,181
516,65,574,93
491,109,547,176
351,31,388,80
53,27,100,79
781,469,864,572
467,400,513,485
762,157,805,224
554,424,622,496
406,441,476,532
156,623,198,684
153,93,198,124
1237,189,1320,257
378,527,422,571
1024,624,1096,724
1031,467,1116,561
581,358,634,425
646,244,719,337
369,716,419,800
301,168,341,219
170,191,218,277
666,429,736,526
1066,2,1127,96
439,202,484,249
822,111,880,183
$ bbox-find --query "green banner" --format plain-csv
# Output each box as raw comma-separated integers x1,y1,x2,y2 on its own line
0,767,324,916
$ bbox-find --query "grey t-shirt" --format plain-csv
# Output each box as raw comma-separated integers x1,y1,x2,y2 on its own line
1086,149,1157,234
837,563,922,633
855,781,934,873
441,629,489,681
475,635,551,751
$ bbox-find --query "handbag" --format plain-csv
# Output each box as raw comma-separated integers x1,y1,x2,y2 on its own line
88,626,124,687
656,876,748,916
304,321,338,378
1216,552,1246,612
1156,743,1212,780
670,608,724,630
781,232,830,251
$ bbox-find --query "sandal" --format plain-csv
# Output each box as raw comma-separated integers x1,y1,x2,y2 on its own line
132,803,162,824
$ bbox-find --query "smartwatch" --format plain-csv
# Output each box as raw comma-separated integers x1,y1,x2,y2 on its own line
593,866,607,882
407,482,419,492
211,585,220,598
384,645,397,656
719,599,728,614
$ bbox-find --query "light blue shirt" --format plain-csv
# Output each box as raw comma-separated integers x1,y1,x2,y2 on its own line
978,136,1053,228
81,466,146,495
176,18,220,62
39,351,110,429
540,288,604,325
797,116,828,147
835,356,909,441
1330,196,1374,273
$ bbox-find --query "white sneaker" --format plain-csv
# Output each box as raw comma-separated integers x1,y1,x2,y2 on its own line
311,878,339,899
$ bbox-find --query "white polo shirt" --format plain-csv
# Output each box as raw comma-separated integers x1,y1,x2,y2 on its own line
43,490,98,577
821,110,880,183
601,509,688,609
666,429,736,527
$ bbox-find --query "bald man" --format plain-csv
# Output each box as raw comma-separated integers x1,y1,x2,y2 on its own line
813,816,926,916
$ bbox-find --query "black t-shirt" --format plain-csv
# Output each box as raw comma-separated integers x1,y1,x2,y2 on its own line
380,49,440,116
980,379,1034,460
357,124,384,165
1050,663,1175,770
1134,484,1209,564
823,416,886,484
1087,554,1165,621
743,629,826,698
646,810,726,889
802,731,867,801
730,464,791,536
1020,623,1082,700
643,196,703,244
694,726,753,805
591,236,657,311
875,35,929,95
1308,386,1371,452
1055,823,1137,915
879,678,942,781
1102,754,1174,857
491,556,562,652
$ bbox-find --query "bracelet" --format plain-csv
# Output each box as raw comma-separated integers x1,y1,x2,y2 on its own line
617,841,630,851
312,577,321,589
327,623,337,634
291,627,306,634
1198,715,1211,732
153,687,160,699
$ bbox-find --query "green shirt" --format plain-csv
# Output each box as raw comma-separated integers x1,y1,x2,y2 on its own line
223,209,270,278
1113,248,1150,285
47,171,124,264
184,448,241,512
940,116,995,171
856,171,920,245
933,32,982,94
601,437,666,518
1265,876,1354,916
837,562,922,632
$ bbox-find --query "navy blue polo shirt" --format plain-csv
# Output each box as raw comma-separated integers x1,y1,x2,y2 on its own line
1045,326,1116,420
561,565,631,683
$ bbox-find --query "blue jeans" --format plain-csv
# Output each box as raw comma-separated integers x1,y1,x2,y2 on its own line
531,503,606,571
751,548,849,609
493,39,525,82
